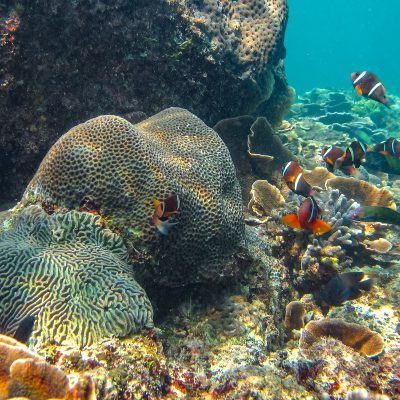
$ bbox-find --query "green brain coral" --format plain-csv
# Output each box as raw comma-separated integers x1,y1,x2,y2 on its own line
0,205,153,348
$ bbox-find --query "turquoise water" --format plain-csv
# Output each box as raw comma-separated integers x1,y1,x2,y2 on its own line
285,0,400,95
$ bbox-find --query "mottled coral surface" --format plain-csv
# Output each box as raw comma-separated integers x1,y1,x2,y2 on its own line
0,0,291,202
24,110,244,287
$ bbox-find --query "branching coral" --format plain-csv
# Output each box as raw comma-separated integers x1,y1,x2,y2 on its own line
291,189,364,289
0,205,153,348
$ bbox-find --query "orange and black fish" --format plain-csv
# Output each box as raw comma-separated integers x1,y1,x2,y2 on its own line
152,194,180,235
321,272,373,306
282,161,315,198
282,197,332,235
351,71,390,107
335,141,368,170
373,137,400,157
321,141,366,175
321,145,345,172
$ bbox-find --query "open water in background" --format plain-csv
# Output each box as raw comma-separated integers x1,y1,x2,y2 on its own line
285,0,400,95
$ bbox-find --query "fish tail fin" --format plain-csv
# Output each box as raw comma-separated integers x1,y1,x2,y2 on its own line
309,218,332,235
155,219,178,236
342,165,359,176
356,277,373,292
282,214,301,230
384,98,392,108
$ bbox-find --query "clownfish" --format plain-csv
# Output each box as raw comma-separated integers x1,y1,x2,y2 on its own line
373,137,400,157
152,194,180,235
321,145,345,172
282,161,315,198
282,197,332,235
335,141,368,169
351,71,390,107
322,141,367,175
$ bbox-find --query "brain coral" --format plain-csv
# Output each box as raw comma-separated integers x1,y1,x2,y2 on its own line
190,0,288,72
23,108,244,287
0,205,153,348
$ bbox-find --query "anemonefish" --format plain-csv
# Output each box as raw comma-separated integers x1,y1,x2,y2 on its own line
152,194,180,235
335,141,368,169
322,141,367,175
282,197,332,235
282,161,315,197
351,71,390,107
321,145,345,172
373,137,400,157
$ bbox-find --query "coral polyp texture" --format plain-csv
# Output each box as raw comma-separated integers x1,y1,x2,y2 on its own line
23,109,244,287
0,205,153,348
191,0,288,71
0,0,292,202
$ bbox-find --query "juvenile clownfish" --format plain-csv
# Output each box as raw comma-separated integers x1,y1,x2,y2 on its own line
152,194,180,235
282,161,315,198
282,197,332,235
351,71,391,107
373,137,400,157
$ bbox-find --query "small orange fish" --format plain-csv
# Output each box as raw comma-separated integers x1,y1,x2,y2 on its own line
282,197,332,235
282,161,315,198
152,194,180,235
373,137,400,157
351,71,390,107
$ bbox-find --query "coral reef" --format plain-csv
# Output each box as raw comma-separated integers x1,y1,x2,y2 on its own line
23,110,244,287
0,0,291,202
284,189,364,291
190,0,288,71
0,205,153,348
0,334,95,400
325,177,395,208
214,115,295,202
248,180,285,217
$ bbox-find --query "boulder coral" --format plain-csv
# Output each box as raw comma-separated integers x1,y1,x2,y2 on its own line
23,109,244,287
0,205,153,348
0,0,291,202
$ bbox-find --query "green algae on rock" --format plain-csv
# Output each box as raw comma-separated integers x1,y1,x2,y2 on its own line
23,109,245,287
0,205,153,348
